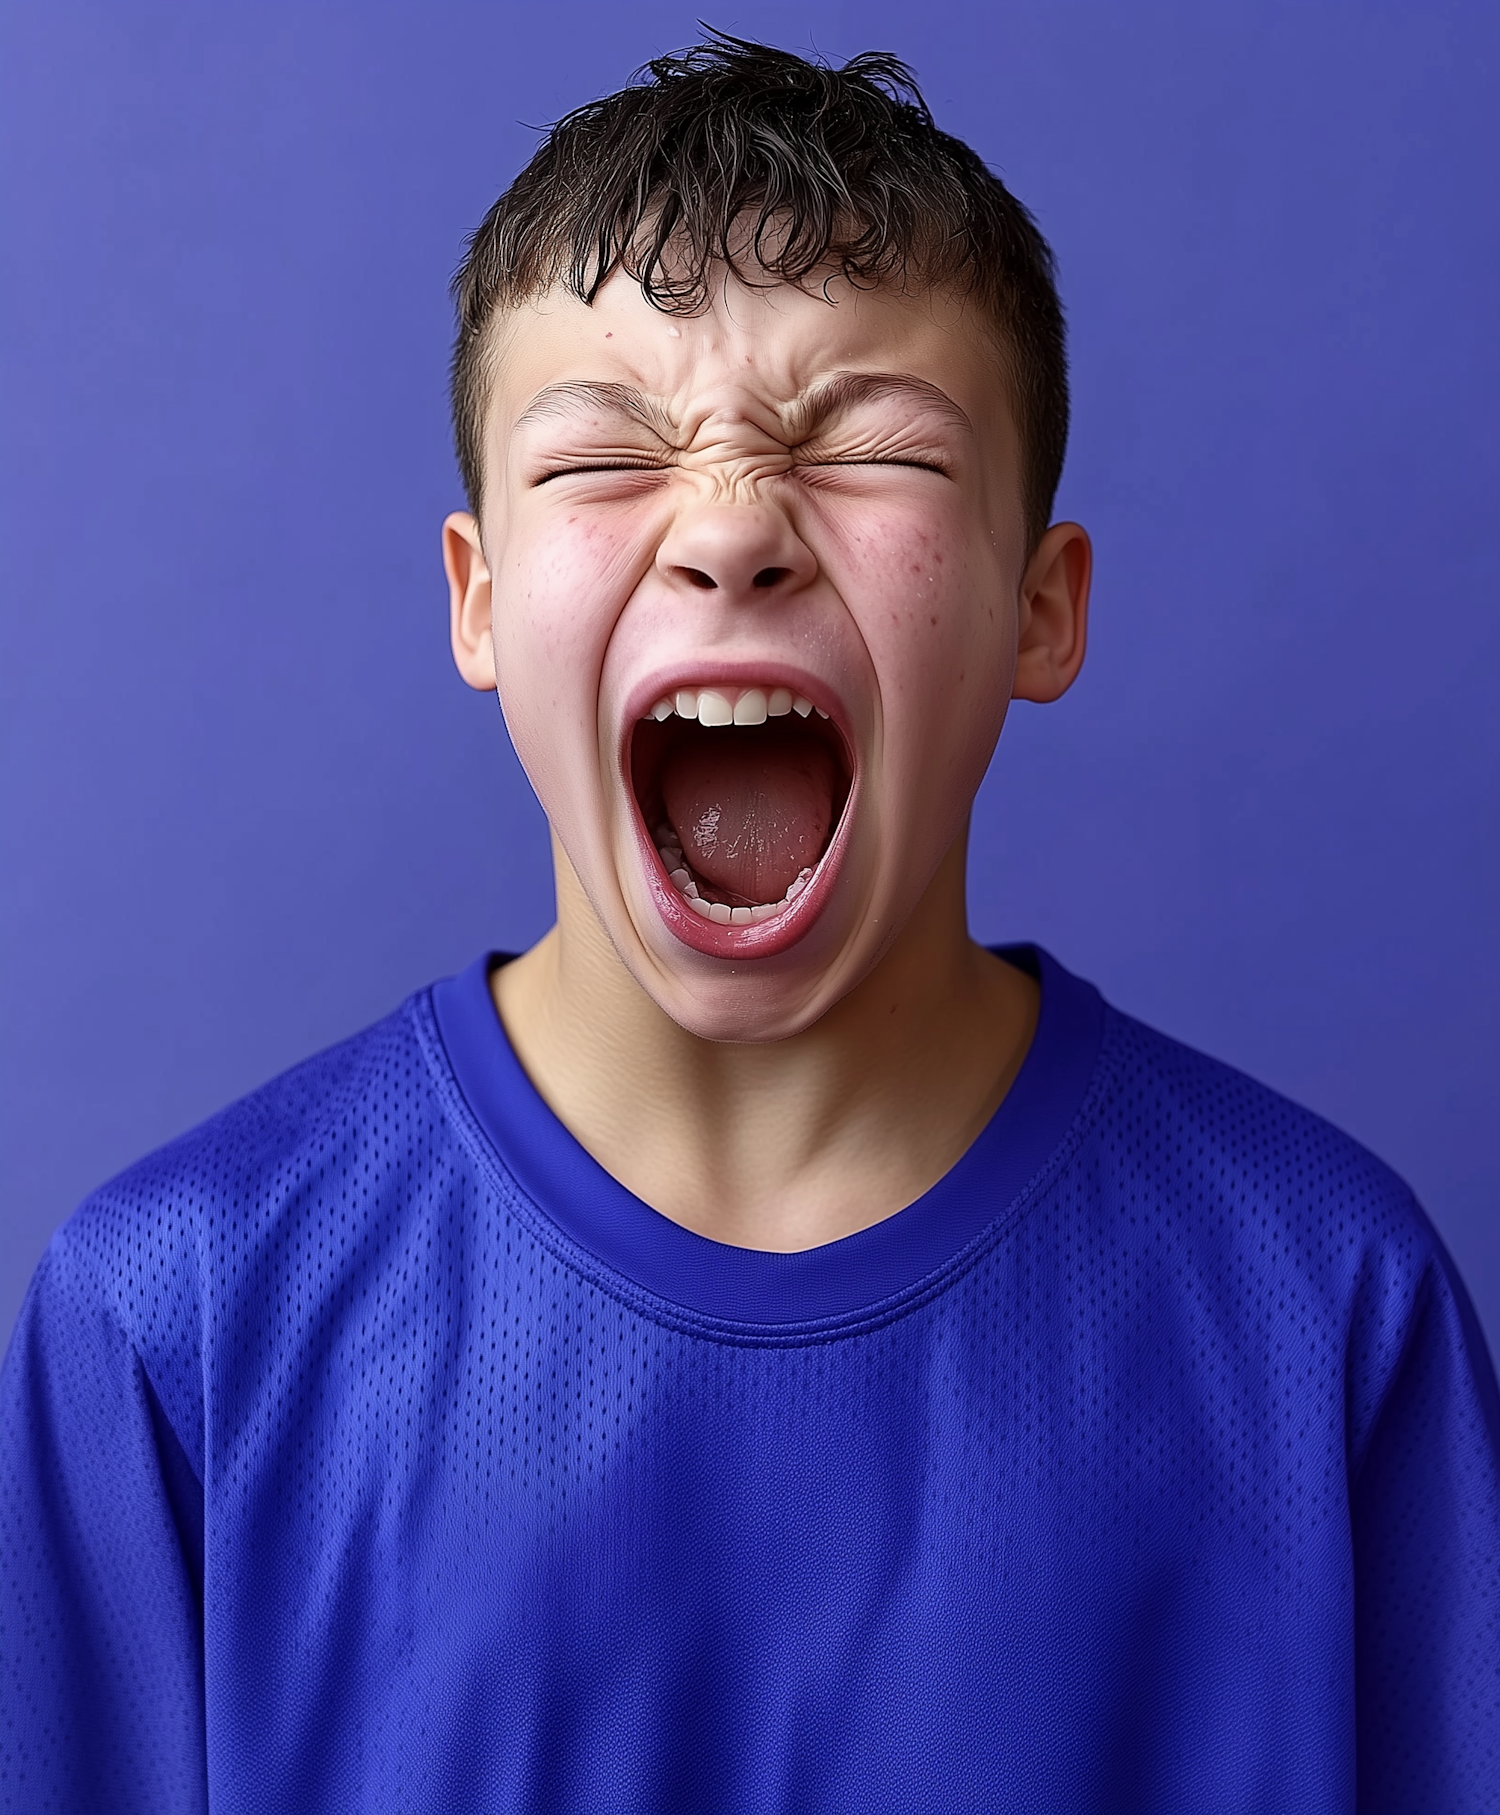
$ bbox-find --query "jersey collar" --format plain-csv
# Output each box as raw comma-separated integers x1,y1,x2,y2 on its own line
431,945,1103,1327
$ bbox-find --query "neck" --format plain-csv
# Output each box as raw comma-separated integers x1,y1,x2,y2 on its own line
493,833,1038,1251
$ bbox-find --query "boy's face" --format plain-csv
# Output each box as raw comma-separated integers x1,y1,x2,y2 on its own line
449,269,1084,1041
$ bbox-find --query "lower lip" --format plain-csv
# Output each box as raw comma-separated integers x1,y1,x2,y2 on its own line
634,804,853,959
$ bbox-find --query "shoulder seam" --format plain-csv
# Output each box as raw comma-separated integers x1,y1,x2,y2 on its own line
22,1229,204,1480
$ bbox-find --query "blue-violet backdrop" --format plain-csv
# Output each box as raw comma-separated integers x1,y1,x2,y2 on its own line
2,1,1496,1353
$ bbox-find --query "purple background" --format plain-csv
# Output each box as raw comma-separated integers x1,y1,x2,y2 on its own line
3,3,1496,1355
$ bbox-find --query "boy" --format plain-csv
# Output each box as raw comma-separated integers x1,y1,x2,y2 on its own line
4,34,1497,1813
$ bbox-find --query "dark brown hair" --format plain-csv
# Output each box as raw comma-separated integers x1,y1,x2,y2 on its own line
451,32,1068,548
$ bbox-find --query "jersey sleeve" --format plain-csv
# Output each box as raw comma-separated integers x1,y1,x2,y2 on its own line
1351,1240,1500,1813
0,1236,208,1814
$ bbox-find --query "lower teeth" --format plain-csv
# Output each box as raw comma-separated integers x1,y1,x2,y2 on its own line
658,846,814,920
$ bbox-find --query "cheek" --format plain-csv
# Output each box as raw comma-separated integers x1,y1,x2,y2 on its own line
491,510,645,810
828,497,1016,775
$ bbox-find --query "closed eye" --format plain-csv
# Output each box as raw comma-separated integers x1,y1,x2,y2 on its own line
826,458,946,472
533,460,671,486
798,456,951,478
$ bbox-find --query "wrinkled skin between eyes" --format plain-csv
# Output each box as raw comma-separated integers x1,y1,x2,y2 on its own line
446,268,1086,1044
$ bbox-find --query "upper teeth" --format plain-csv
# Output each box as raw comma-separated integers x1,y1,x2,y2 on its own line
643,686,828,724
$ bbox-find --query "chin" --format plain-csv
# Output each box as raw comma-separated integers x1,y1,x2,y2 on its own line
621,911,884,1045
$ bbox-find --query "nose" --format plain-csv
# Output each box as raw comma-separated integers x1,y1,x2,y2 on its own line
655,503,817,601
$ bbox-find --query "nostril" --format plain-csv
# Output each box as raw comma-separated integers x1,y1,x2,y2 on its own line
752,566,791,589
676,566,718,591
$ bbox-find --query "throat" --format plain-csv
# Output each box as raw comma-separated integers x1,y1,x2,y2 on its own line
502,841,1032,1253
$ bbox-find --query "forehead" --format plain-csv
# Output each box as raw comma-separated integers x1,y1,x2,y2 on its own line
485,268,1013,441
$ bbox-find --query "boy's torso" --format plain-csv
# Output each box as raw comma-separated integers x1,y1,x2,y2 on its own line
13,952,1485,1813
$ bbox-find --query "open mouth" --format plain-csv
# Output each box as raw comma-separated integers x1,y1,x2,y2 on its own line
628,682,853,945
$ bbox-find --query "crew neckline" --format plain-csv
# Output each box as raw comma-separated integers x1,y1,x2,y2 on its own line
429,945,1103,1326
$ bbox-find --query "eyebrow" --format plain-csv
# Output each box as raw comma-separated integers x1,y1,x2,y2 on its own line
513,380,676,439
783,371,973,443
511,369,973,444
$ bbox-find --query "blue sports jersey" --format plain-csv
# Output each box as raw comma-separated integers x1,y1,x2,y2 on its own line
3,948,1498,1813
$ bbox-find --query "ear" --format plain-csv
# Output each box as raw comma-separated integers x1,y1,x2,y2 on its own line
1012,520,1092,704
444,511,498,692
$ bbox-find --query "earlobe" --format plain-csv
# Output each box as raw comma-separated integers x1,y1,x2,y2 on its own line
1012,521,1092,704
443,511,499,693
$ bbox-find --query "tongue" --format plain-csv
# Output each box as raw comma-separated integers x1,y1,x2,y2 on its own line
661,723,838,905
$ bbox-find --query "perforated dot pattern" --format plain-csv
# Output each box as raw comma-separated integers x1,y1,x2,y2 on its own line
3,987,1497,1813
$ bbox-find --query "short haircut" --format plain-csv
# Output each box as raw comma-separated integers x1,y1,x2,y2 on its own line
451,32,1068,550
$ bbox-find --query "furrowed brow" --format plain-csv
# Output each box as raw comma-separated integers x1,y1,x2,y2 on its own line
785,372,973,444
513,380,675,440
